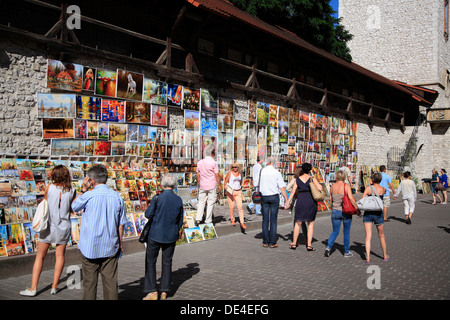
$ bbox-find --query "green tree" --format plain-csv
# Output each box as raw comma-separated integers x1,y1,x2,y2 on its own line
229,0,353,61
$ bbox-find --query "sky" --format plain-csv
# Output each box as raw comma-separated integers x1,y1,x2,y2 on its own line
329,0,339,18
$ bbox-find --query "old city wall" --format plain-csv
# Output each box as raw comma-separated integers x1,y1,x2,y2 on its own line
0,38,445,185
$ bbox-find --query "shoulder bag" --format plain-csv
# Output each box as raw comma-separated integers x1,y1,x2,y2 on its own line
356,185,383,211
309,177,325,202
251,168,263,204
342,185,357,215
32,199,49,233
138,195,159,243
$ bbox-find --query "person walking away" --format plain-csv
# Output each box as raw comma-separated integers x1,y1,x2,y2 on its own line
431,169,443,205
259,157,288,248
195,148,221,225
361,172,389,264
285,162,323,251
379,165,395,222
393,171,417,224
142,174,184,300
324,170,360,258
339,162,354,192
20,165,75,297
439,169,448,204
224,162,246,230
71,164,128,300
247,158,262,215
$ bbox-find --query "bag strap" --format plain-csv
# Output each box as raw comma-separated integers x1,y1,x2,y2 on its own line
369,185,381,199
257,167,263,191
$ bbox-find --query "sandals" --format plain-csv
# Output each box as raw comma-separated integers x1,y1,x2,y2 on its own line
306,246,316,251
289,243,298,250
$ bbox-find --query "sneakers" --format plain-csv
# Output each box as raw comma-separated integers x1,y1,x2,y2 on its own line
19,289,36,297
246,205,253,214
344,252,354,258
442,202,447,205
324,248,330,257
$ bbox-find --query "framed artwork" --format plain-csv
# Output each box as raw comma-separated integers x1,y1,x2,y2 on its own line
127,124,139,142
74,119,87,139
268,105,278,127
87,121,98,139
82,66,96,92
37,93,76,119
111,142,126,156
85,140,94,156
278,121,289,143
218,97,234,116
201,135,217,158
126,101,151,124
200,89,218,113
95,69,117,97
200,223,217,240
143,79,167,105
47,59,83,92
138,125,149,143
256,102,268,125
126,142,140,156
116,69,144,101
185,226,204,243
109,123,127,142
182,87,200,110
51,139,85,156
42,119,74,139
300,111,309,123
151,105,168,126
278,106,289,121
101,99,125,122
98,122,109,140
201,113,217,137
184,110,200,130
75,95,101,120
94,141,111,156
248,99,257,122
167,83,183,107
217,114,233,133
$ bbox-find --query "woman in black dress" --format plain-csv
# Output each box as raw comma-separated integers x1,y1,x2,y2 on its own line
285,163,323,251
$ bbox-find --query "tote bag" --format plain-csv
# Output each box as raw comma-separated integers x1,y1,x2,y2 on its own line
309,178,325,202
32,199,49,233
342,185,357,215
356,186,383,211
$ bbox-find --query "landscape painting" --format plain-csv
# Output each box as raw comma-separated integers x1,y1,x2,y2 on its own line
42,119,74,139
126,102,151,124
47,59,83,92
51,140,85,156
143,79,167,105
37,93,76,119
95,69,117,97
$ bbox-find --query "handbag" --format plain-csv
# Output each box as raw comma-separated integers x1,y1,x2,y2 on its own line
342,185,357,215
435,182,444,191
32,199,49,233
309,177,325,202
138,195,159,243
226,185,234,195
356,185,384,211
251,168,263,204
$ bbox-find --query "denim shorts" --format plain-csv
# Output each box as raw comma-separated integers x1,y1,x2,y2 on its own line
363,211,384,225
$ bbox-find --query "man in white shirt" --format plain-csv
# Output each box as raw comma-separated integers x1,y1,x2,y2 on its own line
259,157,288,248
338,163,353,191
246,158,262,215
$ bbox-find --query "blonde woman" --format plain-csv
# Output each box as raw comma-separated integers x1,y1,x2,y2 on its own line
224,163,247,230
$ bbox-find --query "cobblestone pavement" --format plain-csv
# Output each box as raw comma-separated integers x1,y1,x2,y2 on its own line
1,194,449,303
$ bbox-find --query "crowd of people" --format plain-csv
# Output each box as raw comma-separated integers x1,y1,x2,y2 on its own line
17,153,448,300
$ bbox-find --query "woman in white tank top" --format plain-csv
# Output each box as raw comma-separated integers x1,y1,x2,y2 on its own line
224,163,246,230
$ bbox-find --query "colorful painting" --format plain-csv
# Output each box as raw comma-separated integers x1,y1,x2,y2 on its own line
74,119,87,139
87,121,98,139
98,122,109,140
116,69,144,101
167,83,183,107
256,102,269,125
37,93,76,119
248,99,257,122
217,114,233,133
278,106,289,121
151,105,168,126
112,142,126,156
143,79,167,105
82,66,96,92
278,121,289,143
138,125,149,143
268,105,278,127
101,99,125,122
185,226,204,243
42,119,74,139
201,113,217,137
109,123,127,142
95,69,117,97
47,59,83,92
184,110,200,130
94,141,111,156
51,140,85,156
182,87,200,110
218,97,234,116
126,101,151,123
75,95,101,120
85,140,94,156
127,124,139,142
200,89,218,113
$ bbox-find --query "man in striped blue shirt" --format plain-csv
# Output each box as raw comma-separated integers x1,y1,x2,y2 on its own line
72,164,128,300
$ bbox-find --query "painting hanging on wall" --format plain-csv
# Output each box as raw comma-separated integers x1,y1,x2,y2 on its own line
101,99,125,122
87,121,98,139
200,89,218,113
75,95,101,120
37,93,76,119
74,119,87,139
42,119,74,139
82,66,96,92
126,102,151,124
183,87,200,111
143,79,167,105
256,102,269,126
151,105,168,127
95,69,117,98
109,123,127,142
167,83,183,107
47,59,83,92
116,69,144,101
184,110,200,130
98,122,109,140
51,139,85,156
94,141,111,156
201,113,217,137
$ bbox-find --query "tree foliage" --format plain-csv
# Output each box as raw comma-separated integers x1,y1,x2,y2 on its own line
229,0,353,62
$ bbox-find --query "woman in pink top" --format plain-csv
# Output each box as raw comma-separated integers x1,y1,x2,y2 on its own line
224,162,246,231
